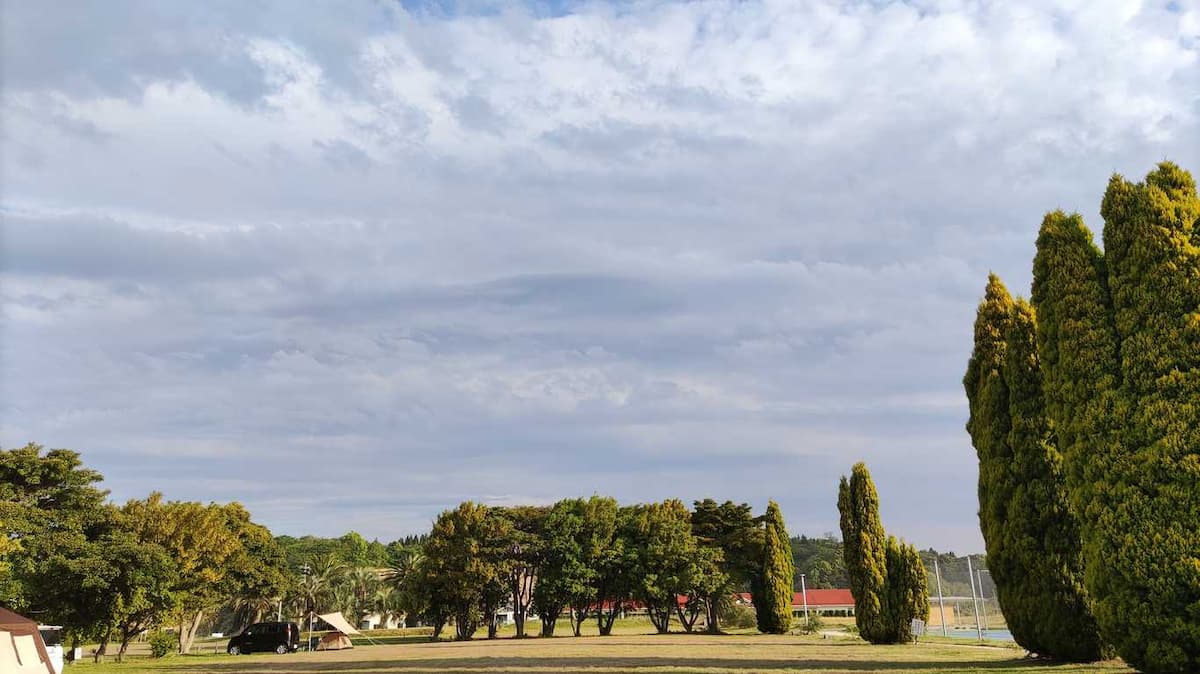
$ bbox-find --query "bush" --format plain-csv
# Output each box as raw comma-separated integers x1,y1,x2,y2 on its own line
719,603,757,630
798,614,825,634
147,631,177,658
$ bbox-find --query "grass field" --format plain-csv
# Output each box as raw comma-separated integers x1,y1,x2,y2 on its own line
68,630,1133,674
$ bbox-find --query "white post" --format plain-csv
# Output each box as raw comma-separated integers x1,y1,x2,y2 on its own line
966,556,983,641
934,558,948,637
277,599,282,622
800,574,809,622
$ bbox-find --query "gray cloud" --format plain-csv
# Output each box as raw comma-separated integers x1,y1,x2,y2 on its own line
2,0,1197,552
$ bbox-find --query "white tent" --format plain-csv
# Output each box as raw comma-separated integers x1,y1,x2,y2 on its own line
316,612,361,636
315,612,379,647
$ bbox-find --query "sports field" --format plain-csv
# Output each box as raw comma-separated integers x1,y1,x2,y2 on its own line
70,632,1133,674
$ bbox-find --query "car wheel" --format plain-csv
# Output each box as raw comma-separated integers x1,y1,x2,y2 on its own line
228,645,241,656
275,644,288,655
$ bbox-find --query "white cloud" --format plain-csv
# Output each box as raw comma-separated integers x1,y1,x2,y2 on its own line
1,0,1196,552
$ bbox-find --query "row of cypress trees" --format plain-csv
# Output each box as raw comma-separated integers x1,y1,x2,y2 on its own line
965,162,1199,673
836,462,929,644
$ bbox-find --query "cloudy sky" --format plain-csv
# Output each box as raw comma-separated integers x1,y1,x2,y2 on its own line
1,0,1196,552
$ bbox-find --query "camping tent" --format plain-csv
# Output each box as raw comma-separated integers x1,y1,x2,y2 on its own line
315,612,360,650
316,632,353,650
0,607,55,674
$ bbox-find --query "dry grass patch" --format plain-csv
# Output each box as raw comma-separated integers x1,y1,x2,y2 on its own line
70,632,1133,674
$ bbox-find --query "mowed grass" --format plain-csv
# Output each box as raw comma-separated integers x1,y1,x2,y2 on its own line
68,631,1133,674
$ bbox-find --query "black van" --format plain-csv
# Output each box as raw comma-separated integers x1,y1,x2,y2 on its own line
226,621,300,655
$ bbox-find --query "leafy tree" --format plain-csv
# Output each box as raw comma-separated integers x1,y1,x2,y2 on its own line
1032,163,1200,673
569,496,618,636
963,274,1104,660
1,443,109,610
595,505,637,636
421,501,511,641
691,499,761,633
755,500,794,634
536,498,607,637
122,494,243,653
789,535,847,590
838,463,889,643
223,508,290,633
626,500,698,634
501,505,548,638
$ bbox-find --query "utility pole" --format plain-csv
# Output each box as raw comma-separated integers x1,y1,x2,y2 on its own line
966,556,983,641
933,558,948,637
800,574,809,622
301,564,314,651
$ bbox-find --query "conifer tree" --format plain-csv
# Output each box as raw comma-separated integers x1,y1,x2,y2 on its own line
755,500,794,634
883,537,929,642
963,276,1104,661
837,463,889,643
1033,164,1200,673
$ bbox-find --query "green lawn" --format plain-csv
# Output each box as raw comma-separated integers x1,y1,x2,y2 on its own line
67,630,1133,674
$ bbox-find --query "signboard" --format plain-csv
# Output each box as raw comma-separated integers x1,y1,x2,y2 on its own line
910,618,926,642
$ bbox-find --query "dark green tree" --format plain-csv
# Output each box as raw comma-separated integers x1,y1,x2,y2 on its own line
755,500,794,634
627,499,699,634
883,537,929,643
837,463,889,643
595,506,637,636
1033,164,1200,673
963,276,1104,660
691,499,761,633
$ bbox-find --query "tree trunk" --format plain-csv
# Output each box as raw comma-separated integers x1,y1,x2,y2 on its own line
93,632,110,664
599,604,619,636
570,605,588,636
179,609,204,654
430,618,445,641
117,630,134,663
649,602,671,634
705,595,721,634
539,607,561,637
675,603,699,633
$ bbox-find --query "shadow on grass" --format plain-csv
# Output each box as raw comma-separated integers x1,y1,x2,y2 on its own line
189,655,1087,673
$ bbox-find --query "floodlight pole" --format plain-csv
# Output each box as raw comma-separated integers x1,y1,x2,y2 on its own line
933,558,948,637
800,574,809,622
977,569,990,633
966,556,983,641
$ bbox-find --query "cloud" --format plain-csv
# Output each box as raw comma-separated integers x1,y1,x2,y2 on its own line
2,0,1197,552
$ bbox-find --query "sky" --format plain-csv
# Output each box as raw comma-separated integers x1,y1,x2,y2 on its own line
1,0,1197,553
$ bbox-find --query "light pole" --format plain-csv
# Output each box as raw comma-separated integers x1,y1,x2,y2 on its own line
977,569,991,634
799,574,809,622
966,556,983,641
933,558,948,637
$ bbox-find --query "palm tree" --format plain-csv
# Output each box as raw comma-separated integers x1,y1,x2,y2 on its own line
347,567,380,623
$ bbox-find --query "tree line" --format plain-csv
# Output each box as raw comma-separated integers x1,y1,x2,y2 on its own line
384,497,796,640
965,161,1199,673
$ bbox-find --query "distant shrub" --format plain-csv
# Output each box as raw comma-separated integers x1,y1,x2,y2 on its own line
719,603,757,630
148,631,177,658
798,615,825,634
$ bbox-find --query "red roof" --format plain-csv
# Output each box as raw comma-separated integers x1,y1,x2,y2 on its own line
735,589,854,607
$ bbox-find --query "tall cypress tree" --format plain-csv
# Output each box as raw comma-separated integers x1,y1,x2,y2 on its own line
883,537,929,643
756,500,794,634
964,275,1104,660
838,463,889,643
1033,164,1200,673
